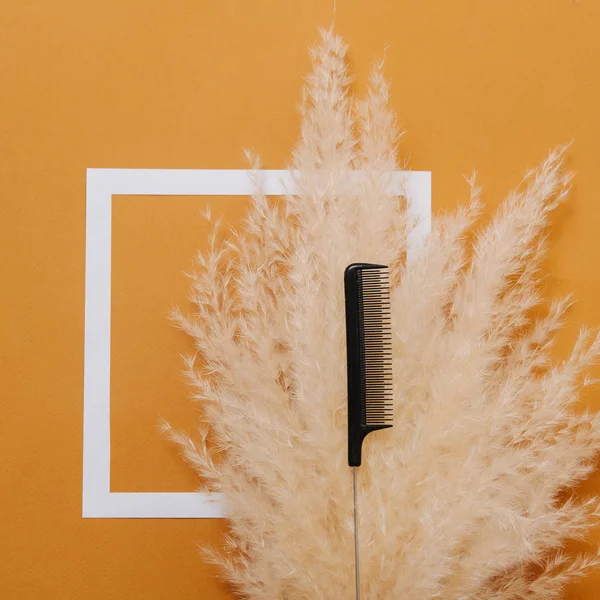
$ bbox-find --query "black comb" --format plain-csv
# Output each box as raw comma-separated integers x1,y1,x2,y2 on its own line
344,263,393,467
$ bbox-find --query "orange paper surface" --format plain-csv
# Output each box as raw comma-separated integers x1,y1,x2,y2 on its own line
2,0,600,598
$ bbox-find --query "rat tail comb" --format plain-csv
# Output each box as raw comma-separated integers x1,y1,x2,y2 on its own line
344,263,394,600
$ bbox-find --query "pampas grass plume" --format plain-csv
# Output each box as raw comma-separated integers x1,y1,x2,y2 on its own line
165,28,600,599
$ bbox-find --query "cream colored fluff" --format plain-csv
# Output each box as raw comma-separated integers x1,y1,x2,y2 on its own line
165,28,600,600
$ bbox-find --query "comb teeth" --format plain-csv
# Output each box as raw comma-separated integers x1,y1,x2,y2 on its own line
359,268,393,427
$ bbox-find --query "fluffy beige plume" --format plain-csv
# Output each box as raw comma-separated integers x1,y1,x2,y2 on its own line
166,28,600,599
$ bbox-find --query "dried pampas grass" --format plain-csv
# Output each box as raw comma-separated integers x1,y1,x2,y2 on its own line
165,28,600,599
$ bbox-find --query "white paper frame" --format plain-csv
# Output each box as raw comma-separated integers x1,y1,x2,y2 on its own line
83,168,431,518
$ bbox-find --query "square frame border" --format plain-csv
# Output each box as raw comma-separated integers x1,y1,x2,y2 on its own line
83,168,431,518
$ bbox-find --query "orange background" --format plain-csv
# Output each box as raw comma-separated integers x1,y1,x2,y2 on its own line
3,0,600,598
